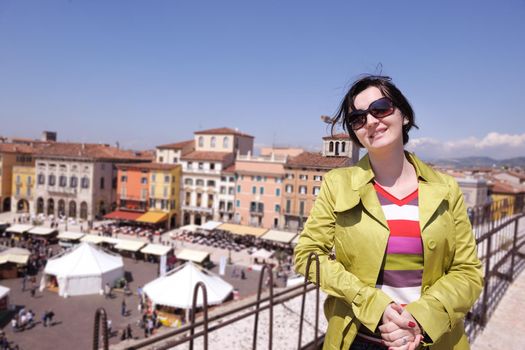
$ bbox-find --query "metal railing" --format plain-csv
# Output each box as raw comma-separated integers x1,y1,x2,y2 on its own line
93,197,525,349
465,197,525,339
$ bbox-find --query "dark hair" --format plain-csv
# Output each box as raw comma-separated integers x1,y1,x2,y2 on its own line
331,75,418,148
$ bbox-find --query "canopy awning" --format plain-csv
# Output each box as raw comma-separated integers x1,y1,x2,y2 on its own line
80,234,105,245
28,227,57,236
5,224,34,234
0,285,10,299
114,239,146,252
136,211,168,224
140,244,172,256
260,230,297,244
217,223,268,237
57,231,85,241
200,221,223,231
101,237,120,245
252,248,274,260
175,248,210,264
104,210,143,221
0,248,31,265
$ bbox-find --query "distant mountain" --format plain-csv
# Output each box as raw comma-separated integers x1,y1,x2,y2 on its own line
430,156,525,168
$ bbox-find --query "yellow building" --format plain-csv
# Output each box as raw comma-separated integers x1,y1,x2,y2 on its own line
11,166,35,213
490,180,525,220
134,163,181,229
0,144,37,212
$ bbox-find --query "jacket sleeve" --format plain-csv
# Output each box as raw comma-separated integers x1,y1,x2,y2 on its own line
405,178,484,343
293,172,392,332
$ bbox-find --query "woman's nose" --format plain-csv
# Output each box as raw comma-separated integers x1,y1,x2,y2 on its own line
365,113,380,127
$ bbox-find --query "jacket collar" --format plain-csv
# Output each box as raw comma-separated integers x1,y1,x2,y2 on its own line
334,151,450,231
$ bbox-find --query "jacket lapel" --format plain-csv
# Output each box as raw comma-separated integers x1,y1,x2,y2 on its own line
418,181,448,232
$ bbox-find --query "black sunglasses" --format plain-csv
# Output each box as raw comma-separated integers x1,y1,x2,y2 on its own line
346,97,395,130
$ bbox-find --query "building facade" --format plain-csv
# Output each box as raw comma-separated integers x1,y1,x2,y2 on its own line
234,153,287,229
11,166,35,213
33,143,151,221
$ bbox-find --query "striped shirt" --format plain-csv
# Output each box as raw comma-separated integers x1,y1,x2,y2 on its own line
374,182,423,306
356,183,423,345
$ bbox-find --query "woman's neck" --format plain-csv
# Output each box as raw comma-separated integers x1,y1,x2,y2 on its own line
368,147,414,188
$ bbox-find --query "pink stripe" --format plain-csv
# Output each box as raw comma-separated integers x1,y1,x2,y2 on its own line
386,237,423,254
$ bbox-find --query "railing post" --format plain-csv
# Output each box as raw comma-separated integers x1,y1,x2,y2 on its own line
189,281,209,350
481,233,492,326
510,218,519,281
93,307,109,350
298,252,320,350
252,264,274,350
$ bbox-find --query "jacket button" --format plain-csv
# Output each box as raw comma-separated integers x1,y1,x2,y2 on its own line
423,285,430,293
427,240,436,250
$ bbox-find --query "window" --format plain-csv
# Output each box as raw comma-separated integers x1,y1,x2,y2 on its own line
220,186,226,194
223,137,229,148
163,187,168,198
275,177,282,184
275,188,280,196
196,179,204,186
159,156,164,162
27,176,32,185
81,177,89,189
299,186,307,195
341,142,346,152
187,162,193,170
313,175,322,181
48,175,56,186
59,175,67,187
237,185,241,193
121,175,127,182
275,204,281,213
286,200,291,213
100,177,105,189
286,173,294,180
299,174,308,181
207,180,215,187
285,185,293,193
299,201,305,216
313,186,320,196
210,163,215,170
252,186,256,194
141,189,147,199
68,176,76,188
185,178,193,185
151,185,156,194
198,136,204,147
152,174,156,181
236,200,240,208
260,187,264,194
329,141,334,152
15,175,21,184
228,187,234,195
256,176,262,182
198,162,204,170
211,136,216,148
164,175,170,183
141,177,147,184
38,174,45,185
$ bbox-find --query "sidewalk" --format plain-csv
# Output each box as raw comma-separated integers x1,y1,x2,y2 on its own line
472,266,525,349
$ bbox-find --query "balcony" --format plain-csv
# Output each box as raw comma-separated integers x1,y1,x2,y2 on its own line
48,187,77,196
181,205,213,214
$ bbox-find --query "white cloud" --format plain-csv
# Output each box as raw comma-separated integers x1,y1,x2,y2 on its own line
406,132,525,159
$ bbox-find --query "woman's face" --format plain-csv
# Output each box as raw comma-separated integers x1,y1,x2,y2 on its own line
352,86,405,153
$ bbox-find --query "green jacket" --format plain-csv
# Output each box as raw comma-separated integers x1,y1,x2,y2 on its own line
294,152,483,349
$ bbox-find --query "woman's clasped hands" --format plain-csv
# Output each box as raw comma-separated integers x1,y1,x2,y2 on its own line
379,303,423,350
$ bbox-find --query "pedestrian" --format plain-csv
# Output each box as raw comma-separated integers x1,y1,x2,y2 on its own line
126,324,133,340
147,318,154,337
41,311,48,327
104,283,111,299
121,299,127,316
294,74,483,349
107,319,112,336
47,310,55,326
240,269,246,280
21,273,27,292
30,285,36,298
11,317,18,332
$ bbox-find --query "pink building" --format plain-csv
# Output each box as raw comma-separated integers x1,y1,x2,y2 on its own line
234,153,287,229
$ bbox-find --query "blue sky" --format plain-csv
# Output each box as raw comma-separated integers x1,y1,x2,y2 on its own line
1,0,524,159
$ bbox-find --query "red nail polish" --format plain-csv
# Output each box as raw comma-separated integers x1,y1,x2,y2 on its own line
408,321,416,328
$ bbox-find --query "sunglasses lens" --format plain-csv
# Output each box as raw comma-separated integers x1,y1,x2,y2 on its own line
348,114,366,130
370,98,394,118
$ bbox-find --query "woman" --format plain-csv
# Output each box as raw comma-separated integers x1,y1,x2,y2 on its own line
294,75,483,349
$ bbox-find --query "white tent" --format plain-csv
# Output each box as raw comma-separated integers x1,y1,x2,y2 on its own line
200,221,223,231
43,242,124,297
143,262,233,309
